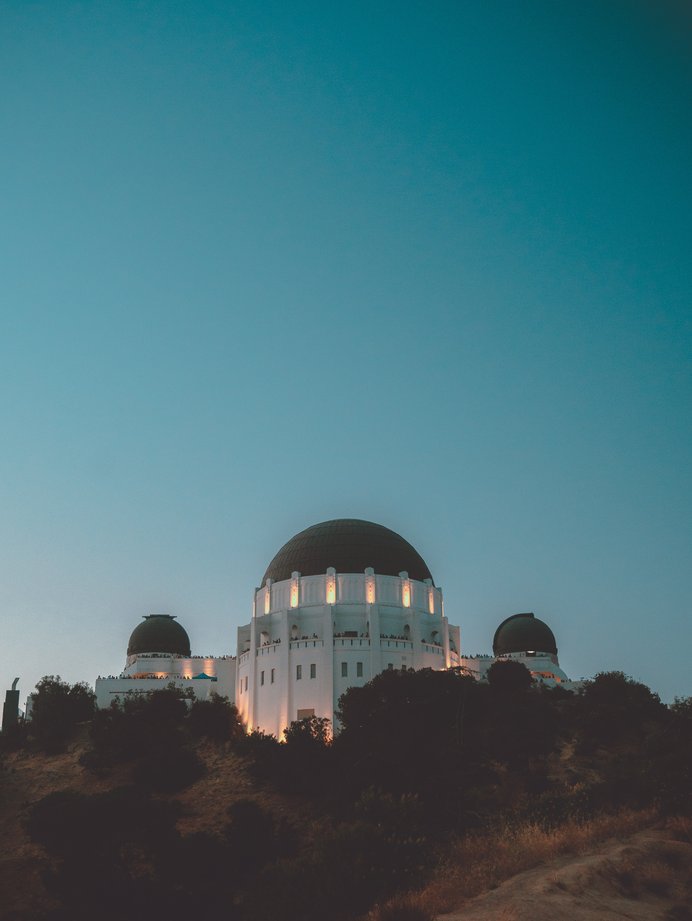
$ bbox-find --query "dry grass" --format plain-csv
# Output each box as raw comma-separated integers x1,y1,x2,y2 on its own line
664,907,692,921
370,810,692,921
598,834,692,917
667,815,692,843
367,893,435,921
413,807,659,916
606,855,679,897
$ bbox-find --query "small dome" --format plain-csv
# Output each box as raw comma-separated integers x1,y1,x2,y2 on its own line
261,519,433,585
493,613,557,656
127,614,191,657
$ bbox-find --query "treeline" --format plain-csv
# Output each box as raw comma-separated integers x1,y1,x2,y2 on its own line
5,664,692,921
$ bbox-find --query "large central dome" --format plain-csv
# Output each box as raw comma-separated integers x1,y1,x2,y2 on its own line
261,519,433,585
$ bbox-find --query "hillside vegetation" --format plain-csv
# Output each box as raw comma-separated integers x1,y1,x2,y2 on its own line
0,665,690,921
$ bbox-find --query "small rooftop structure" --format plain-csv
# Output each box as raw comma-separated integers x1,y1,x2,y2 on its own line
493,612,557,657
127,614,191,658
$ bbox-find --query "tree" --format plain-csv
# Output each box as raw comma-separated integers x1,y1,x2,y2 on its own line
84,687,203,792
187,694,244,742
24,787,226,920
30,676,95,753
575,671,666,748
487,659,533,693
335,668,486,820
283,714,331,747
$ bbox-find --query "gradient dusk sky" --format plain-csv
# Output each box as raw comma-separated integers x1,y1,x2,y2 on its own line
1,1,690,705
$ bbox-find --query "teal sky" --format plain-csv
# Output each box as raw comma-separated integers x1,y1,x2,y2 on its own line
1,1,690,703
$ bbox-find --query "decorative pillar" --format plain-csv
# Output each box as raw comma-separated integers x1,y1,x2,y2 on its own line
278,609,290,736
248,603,258,729
325,600,336,726
367,569,382,678
442,610,451,669
424,577,435,614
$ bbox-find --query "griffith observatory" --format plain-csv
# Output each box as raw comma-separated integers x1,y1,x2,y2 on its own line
94,518,579,736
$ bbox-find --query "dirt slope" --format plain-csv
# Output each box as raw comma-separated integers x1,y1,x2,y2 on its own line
437,827,692,921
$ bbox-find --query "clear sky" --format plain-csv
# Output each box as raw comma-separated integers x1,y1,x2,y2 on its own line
1,1,690,705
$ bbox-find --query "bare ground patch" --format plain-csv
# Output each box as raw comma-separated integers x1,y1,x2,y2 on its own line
432,821,692,921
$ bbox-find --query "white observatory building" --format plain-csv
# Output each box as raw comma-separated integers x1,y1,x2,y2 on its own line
89,517,579,734
235,519,461,737
94,614,235,708
459,612,579,689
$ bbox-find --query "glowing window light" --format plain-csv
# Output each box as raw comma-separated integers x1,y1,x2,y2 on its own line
326,578,336,604
264,588,271,615
290,581,299,608
428,588,435,614
366,579,375,604
402,581,411,608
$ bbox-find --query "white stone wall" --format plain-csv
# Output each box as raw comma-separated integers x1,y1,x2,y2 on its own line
95,654,236,709
500,651,570,686
458,655,494,680
95,675,214,708
458,650,580,688
237,570,460,739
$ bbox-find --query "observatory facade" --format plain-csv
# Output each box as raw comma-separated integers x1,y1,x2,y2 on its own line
235,520,460,737
94,614,235,709
458,612,578,689
90,518,578,735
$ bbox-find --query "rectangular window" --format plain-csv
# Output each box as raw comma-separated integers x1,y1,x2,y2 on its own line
356,662,363,677
341,662,348,678
260,670,265,686
296,664,302,680
270,668,275,684
297,708,315,720
310,663,316,679
244,676,248,690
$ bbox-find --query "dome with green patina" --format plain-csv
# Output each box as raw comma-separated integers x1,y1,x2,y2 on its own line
492,613,557,657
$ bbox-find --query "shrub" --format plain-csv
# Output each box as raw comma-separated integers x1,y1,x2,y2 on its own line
283,714,331,746
575,671,667,750
277,715,333,793
355,788,428,839
86,687,190,765
81,688,205,791
224,798,294,878
27,786,180,857
132,740,204,793
487,659,533,693
25,787,231,921
247,820,432,921
187,694,244,742
29,676,95,753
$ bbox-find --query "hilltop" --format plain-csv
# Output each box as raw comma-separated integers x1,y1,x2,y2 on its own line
0,667,690,921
